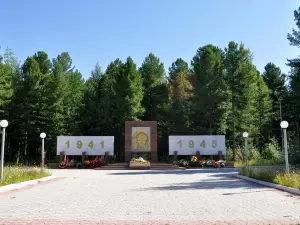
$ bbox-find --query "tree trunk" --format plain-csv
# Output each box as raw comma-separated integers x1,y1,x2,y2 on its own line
232,98,236,161
233,122,236,161
296,115,300,148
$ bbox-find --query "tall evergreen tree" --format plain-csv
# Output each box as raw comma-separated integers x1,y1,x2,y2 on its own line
80,63,104,135
191,44,228,135
64,69,85,134
51,52,84,137
95,57,145,160
287,6,300,163
139,53,167,121
224,41,259,160
255,71,272,151
168,58,193,134
168,58,193,101
262,63,288,150
0,55,13,119
262,63,288,120
11,54,50,160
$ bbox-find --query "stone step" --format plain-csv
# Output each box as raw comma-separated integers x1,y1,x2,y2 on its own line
151,164,174,166
105,163,128,166
48,162,180,170
95,167,128,170
96,163,180,170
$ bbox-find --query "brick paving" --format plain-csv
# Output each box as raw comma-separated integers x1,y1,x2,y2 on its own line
0,218,300,225
0,168,299,225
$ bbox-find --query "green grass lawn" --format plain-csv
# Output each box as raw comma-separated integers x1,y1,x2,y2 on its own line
239,167,300,190
234,158,285,167
0,166,51,186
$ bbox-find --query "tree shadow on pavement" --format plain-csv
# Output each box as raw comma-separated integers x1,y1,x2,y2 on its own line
107,168,240,176
222,189,275,195
133,177,265,191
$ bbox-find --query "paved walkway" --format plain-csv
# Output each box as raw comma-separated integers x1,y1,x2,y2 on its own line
0,168,300,225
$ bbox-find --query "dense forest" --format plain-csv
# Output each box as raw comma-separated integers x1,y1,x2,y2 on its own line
0,7,300,165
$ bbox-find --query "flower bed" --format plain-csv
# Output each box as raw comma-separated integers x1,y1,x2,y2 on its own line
173,156,225,168
58,156,104,169
0,166,50,186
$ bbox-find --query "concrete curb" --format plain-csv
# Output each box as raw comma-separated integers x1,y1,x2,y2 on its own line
0,175,56,193
235,174,300,196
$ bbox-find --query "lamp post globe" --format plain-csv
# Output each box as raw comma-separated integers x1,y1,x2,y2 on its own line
280,121,289,129
40,132,46,168
0,120,8,128
242,132,249,167
280,121,290,173
40,132,46,139
0,120,8,182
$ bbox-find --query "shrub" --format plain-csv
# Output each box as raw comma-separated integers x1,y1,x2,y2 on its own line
248,146,261,161
173,159,190,168
227,142,261,161
274,171,300,190
159,155,173,163
287,138,300,167
108,155,117,164
225,147,233,161
262,137,284,161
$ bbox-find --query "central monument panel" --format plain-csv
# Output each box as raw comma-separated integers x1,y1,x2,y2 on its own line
125,121,157,162
131,127,151,152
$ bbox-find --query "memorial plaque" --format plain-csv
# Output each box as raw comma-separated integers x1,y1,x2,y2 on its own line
125,121,157,162
131,127,151,152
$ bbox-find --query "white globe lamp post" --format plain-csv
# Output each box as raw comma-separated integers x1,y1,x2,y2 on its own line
0,120,8,182
40,132,46,168
280,121,289,173
242,132,249,167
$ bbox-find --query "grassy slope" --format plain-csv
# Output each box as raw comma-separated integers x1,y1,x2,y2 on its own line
239,167,300,190
0,166,51,186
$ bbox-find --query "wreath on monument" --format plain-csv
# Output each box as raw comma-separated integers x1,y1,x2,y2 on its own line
58,155,104,169
59,155,69,169
89,156,103,168
212,160,225,168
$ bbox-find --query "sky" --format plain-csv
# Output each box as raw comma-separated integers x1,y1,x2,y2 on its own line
0,0,299,79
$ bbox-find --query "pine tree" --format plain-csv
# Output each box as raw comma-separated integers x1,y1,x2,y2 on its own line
168,58,193,134
168,58,193,101
52,52,84,136
262,63,288,150
191,44,228,135
0,56,13,119
224,41,260,160
120,57,144,121
255,71,272,151
139,53,167,121
287,6,300,164
80,63,104,135
262,62,288,120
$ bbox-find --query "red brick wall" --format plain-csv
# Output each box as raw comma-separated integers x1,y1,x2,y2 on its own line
125,121,157,162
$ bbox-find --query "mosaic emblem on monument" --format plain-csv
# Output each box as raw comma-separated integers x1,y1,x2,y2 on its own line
131,127,151,152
